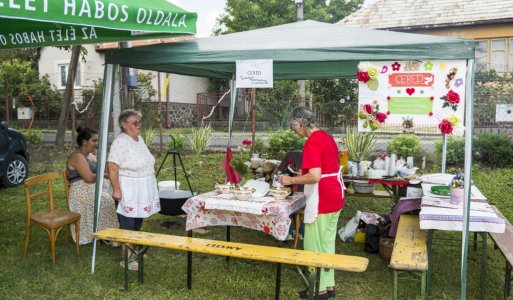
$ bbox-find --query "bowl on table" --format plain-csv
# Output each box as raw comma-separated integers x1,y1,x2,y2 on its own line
215,183,233,194
232,187,254,201
269,187,291,200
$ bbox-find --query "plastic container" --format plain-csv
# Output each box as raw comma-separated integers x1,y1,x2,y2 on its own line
158,181,180,191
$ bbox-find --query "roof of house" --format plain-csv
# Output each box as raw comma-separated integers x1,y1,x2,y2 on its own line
339,0,513,30
96,36,195,51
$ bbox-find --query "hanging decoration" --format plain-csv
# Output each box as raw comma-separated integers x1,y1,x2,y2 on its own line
357,62,379,91
440,90,460,111
358,101,388,131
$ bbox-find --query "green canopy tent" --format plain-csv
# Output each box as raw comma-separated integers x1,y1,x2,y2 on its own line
0,0,197,48
99,20,477,299
0,0,198,274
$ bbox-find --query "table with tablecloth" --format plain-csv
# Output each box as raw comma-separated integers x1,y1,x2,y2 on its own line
418,178,505,299
182,191,305,241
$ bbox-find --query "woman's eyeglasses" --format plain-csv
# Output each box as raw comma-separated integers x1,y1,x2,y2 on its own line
125,120,142,127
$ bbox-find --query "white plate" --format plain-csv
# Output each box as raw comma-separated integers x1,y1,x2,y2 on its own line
409,179,421,185
243,179,270,198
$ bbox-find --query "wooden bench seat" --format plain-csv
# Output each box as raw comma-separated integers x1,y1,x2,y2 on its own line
389,214,428,300
489,206,513,300
93,228,369,300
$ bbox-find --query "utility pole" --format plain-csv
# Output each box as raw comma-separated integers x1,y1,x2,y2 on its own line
295,0,306,107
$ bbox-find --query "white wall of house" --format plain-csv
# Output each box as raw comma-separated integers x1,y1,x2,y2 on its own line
145,71,209,104
38,45,209,105
38,44,104,102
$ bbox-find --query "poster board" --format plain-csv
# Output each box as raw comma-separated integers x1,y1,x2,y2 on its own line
235,59,273,88
357,60,467,133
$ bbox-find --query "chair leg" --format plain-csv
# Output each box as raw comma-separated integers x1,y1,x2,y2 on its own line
50,229,56,265
421,271,427,300
74,221,80,255
24,223,31,257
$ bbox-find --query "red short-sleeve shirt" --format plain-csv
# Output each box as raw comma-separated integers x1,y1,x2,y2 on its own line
301,130,344,214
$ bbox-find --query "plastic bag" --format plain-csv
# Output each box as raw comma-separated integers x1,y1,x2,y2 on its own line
338,210,361,241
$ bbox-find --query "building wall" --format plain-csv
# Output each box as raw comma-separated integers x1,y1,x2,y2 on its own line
38,44,104,102
145,71,210,104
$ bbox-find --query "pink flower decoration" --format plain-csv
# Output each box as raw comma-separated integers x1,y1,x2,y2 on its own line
392,62,401,71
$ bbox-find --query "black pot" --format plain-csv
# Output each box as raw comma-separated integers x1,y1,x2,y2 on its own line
159,190,196,216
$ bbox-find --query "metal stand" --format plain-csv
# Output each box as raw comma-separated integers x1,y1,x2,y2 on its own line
156,135,194,195
155,135,195,290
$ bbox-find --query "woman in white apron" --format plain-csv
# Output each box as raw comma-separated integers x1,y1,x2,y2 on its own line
279,106,344,300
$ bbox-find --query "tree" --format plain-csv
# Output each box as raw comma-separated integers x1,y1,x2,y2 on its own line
0,58,61,122
213,0,364,129
55,45,81,148
214,0,364,34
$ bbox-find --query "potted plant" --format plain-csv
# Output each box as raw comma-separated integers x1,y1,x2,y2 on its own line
343,127,377,193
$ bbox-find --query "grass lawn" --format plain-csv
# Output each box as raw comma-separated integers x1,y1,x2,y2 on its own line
0,145,511,299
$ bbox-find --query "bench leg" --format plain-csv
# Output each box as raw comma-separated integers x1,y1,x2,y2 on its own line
505,262,512,300
421,271,426,300
306,267,318,300
480,232,487,300
124,245,129,291
427,230,433,296
188,229,193,290
275,263,281,300
226,226,230,262
393,270,398,300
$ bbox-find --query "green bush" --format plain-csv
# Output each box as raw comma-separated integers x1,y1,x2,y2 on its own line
474,133,513,167
268,129,305,158
141,128,157,146
435,136,466,165
23,129,43,145
387,134,421,159
191,124,212,155
254,137,266,155
167,134,186,151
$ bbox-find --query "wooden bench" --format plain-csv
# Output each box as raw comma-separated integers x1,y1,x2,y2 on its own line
93,228,369,300
389,214,428,300
489,206,513,300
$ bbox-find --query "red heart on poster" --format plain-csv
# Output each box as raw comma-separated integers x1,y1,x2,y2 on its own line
406,88,415,96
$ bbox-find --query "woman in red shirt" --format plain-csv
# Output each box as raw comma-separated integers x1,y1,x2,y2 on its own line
279,106,344,299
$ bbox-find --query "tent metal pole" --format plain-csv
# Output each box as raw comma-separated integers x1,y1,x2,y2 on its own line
91,63,118,274
441,134,447,174
460,58,475,300
228,79,237,147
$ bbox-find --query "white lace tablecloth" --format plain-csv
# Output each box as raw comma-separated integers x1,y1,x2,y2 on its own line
182,191,306,241
419,184,505,233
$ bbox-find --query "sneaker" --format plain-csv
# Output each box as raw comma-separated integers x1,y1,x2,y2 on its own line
285,234,294,241
298,233,304,240
120,260,139,271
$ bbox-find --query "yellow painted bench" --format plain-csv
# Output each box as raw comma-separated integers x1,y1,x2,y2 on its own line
489,206,513,300
93,228,368,300
389,214,428,300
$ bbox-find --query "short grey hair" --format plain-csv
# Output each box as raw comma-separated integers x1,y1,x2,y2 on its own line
289,106,318,129
118,109,142,132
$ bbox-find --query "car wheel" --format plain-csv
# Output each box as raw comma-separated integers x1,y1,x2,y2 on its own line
2,155,28,187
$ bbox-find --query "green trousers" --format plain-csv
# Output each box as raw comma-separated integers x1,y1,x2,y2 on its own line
304,210,341,292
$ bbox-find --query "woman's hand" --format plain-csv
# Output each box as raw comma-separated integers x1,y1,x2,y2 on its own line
112,190,122,202
278,175,293,185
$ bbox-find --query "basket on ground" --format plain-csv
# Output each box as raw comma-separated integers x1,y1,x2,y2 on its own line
379,237,394,262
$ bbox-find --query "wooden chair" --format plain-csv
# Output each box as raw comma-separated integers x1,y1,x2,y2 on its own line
23,171,81,265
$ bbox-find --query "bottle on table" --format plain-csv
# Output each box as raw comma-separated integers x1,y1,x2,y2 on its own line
338,142,349,175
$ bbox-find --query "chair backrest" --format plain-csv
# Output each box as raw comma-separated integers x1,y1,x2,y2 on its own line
63,170,71,211
23,172,60,215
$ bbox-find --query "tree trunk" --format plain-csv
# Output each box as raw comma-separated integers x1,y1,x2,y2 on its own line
55,45,81,147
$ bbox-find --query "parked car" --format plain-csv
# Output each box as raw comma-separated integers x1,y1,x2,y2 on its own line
0,121,29,187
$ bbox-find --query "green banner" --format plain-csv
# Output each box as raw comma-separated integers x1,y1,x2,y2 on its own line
0,0,196,48
388,97,433,115
0,20,188,48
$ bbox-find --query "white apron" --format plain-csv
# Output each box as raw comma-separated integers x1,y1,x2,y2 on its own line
303,167,345,224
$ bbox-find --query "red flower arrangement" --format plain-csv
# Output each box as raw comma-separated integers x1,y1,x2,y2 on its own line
440,90,460,111
438,119,454,135
358,101,387,131
242,139,252,147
